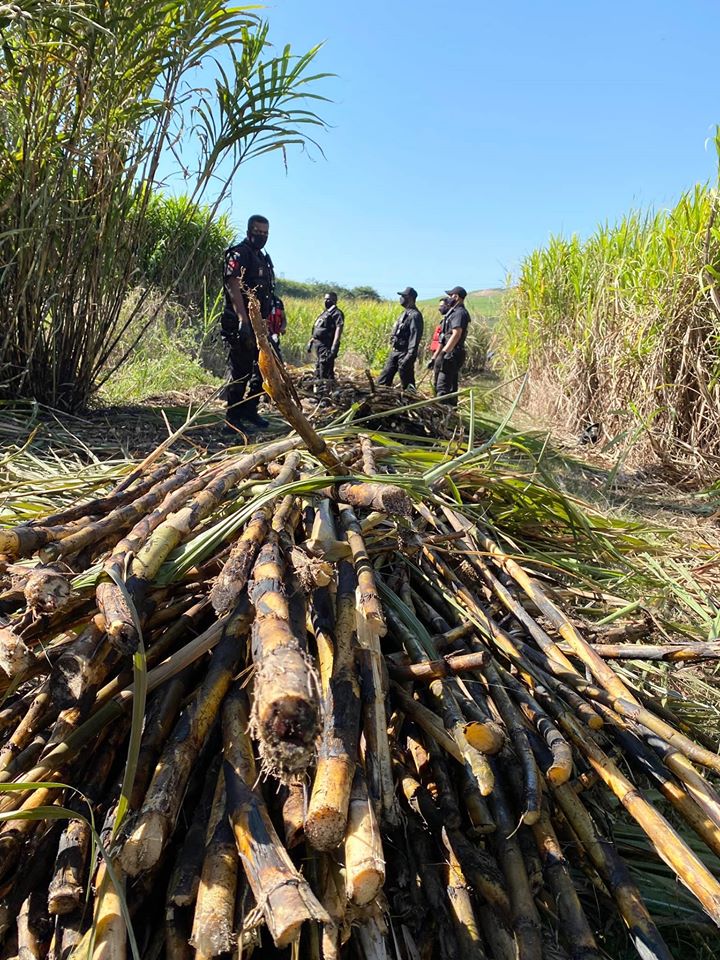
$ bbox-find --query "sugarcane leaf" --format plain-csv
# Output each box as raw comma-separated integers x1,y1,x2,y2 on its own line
106,566,148,839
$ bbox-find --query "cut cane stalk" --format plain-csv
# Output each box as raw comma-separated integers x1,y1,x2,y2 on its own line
442,830,487,960
344,767,385,906
499,666,573,786
249,528,320,779
189,770,238,957
305,561,361,851
167,757,222,907
531,804,601,960
210,451,301,616
222,685,329,947
119,618,245,876
487,760,543,960
557,709,720,924
552,781,675,960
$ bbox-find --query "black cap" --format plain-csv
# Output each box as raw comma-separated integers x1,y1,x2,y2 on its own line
325,291,338,301
445,286,467,299
397,286,418,299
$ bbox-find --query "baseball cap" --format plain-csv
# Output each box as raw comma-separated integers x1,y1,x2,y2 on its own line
445,286,467,298
397,287,418,299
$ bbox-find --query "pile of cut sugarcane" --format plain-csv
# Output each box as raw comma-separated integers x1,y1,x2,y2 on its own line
0,324,720,960
0,436,719,960
292,368,461,439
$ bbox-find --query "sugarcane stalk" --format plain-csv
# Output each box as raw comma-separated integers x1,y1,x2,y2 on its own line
386,649,489,681
338,510,397,824
317,855,346,960
558,708,720,923
0,624,38,679
442,829,487,960
345,766,385,906
645,734,720,831
457,766,496,834
384,602,495,796
222,685,329,947
543,659,720,776
486,760,543,960
305,561,361,851
96,465,217,650
189,770,238,957
451,678,506,755
603,715,720,860
531,804,601,960
37,461,180,527
249,528,320,779
128,434,305,589
48,723,127,915
40,465,198,564
119,618,245,876
210,451,301,616
69,861,126,960
0,461,178,558
498,665,573,786
248,290,348,475
93,599,211,708
335,481,412,517
167,756,222,907
404,816,460,960
17,888,53,960
392,684,465,764
0,677,53,772
424,746,511,921
480,658,540,823
552,781,675,960
281,780,306,849
474,528,640,705
559,640,720,662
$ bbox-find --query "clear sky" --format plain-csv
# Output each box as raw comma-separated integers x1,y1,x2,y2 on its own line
215,0,720,299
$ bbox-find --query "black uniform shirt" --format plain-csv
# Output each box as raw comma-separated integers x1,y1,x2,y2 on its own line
390,307,424,356
442,304,471,349
222,239,275,331
312,306,345,347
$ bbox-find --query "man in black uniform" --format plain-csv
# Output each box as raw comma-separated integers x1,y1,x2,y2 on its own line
306,291,344,381
435,286,471,405
378,287,423,390
221,214,275,432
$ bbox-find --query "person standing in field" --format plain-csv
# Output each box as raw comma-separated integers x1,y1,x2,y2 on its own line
221,214,275,433
427,295,451,388
307,291,345,381
435,286,471,405
267,294,287,362
378,287,423,390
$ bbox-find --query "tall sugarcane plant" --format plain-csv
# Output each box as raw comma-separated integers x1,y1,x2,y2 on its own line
0,0,330,411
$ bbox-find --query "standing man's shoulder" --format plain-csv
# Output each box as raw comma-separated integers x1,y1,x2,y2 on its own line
224,239,251,275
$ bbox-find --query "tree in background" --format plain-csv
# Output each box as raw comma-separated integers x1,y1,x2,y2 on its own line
0,1,330,411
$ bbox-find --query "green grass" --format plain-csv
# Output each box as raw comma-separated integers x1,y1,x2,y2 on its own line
100,347,221,404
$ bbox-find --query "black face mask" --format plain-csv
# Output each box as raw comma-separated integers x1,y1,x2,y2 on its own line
248,233,268,251
324,298,334,309
399,296,408,308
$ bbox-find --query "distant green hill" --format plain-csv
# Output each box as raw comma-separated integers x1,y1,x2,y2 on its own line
418,288,506,323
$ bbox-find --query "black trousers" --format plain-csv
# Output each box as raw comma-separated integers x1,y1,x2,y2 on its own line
314,344,336,380
435,350,465,406
225,336,262,419
378,349,416,389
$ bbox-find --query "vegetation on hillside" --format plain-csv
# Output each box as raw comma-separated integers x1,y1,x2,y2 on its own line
499,142,720,471
276,278,382,300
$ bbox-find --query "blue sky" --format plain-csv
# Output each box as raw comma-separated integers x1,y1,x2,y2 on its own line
213,0,719,299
